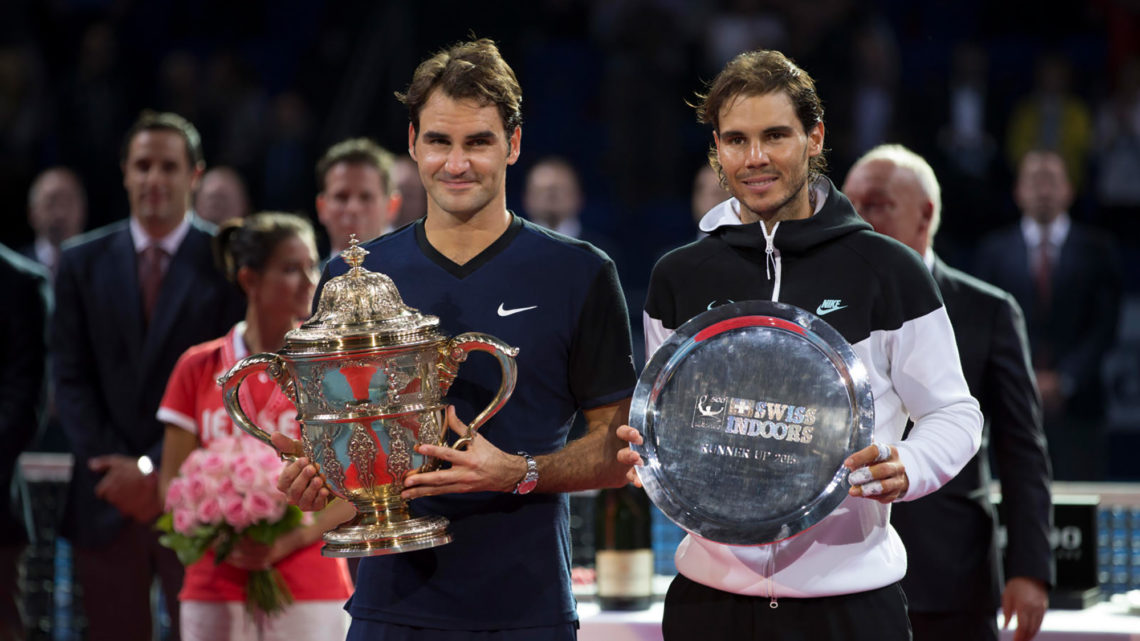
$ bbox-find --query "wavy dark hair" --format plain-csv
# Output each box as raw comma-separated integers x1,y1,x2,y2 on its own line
692,50,827,186
396,38,522,138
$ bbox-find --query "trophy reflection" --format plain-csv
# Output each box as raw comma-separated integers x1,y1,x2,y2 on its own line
218,238,518,557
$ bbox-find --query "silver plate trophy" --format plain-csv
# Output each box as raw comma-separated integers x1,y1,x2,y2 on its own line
630,300,874,545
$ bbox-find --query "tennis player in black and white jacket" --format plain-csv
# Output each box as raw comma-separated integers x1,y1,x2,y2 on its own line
617,49,982,640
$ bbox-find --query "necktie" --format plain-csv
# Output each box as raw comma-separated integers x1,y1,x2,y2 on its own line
1032,240,1054,368
1034,240,1053,311
139,245,168,325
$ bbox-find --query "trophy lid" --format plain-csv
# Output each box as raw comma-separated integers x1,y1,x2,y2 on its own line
285,236,440,351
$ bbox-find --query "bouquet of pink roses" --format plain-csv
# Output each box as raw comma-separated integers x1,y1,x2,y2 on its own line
157,435,303,616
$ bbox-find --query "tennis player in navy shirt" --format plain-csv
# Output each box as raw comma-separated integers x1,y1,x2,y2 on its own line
274,38,637,640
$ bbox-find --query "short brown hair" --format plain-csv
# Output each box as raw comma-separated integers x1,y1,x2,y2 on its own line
315,138,395,193
694,50,827,183
396,38,522,137
120,110,204,168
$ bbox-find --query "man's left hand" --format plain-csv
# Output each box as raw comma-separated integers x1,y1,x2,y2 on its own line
90,454,161,521
615,425,644,487
1002,576,1048,641
402,406,526,499
844,443,908,503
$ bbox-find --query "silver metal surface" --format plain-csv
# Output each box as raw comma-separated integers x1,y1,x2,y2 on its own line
630,300,874,545
286,240,440,351
218,236,519,557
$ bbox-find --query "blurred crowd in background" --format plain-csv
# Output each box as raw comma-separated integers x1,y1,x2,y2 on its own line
1,0,1138,474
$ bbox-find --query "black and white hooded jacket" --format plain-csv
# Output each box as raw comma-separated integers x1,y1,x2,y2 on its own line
644,177,982,599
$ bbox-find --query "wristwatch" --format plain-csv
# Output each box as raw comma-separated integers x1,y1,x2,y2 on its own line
136,455,155,476
513,452,538,495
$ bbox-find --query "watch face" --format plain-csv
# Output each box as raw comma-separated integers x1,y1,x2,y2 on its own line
516,479,538,494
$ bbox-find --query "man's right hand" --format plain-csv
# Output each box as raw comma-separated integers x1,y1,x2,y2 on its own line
271,433,331,511
90,455,161,522
615,425,644,487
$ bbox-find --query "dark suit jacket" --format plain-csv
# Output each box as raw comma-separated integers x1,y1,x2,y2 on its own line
973,223,1122,417
52,217,244,547
891,257,1054,612
0,244,50,546
17,243,38,263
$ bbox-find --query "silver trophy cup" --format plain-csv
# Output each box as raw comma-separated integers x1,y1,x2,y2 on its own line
219,239,518,557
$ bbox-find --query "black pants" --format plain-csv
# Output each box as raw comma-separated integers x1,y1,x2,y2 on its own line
909,610,998,641
662,574,912,641
74,521,184,641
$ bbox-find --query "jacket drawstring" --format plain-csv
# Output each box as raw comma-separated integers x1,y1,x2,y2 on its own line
767,544,779,608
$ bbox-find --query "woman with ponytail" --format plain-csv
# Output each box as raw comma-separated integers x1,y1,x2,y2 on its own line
156,212,353,640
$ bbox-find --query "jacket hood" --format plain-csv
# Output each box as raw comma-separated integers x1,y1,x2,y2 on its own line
706,177,873,255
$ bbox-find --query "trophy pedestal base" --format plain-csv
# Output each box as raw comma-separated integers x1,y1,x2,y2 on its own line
320,514,453,558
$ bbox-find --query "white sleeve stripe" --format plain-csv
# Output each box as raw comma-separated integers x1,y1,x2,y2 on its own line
157,407,197,435
643,311,674,360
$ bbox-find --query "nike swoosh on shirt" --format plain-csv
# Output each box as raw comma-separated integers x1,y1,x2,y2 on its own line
815,304,848,316
497,303,538,317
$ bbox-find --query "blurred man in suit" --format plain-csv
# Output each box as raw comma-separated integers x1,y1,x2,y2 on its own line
315,137,402,259
523,156,624,275
0,243,50,641
523,156,585,236
975,149,1122,480
690,163,730,230
192,166,249,226
845,144,1054,641
22,167,87,282
52,111,244,640
391,156,426,228
22,168,87,454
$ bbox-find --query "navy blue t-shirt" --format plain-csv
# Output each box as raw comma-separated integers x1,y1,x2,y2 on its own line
318,215,637,630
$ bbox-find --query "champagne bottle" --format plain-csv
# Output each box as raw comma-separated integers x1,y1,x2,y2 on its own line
594,484,653,610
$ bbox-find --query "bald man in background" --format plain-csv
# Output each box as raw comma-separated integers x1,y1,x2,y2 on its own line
844,143,1053,641
193,166,250,225
22,167,87,281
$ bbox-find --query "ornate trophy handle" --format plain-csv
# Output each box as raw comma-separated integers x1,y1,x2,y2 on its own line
218,353,299,462
439,332,519,449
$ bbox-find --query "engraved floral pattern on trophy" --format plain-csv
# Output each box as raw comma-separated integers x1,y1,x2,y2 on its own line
347,423,380,499
298,361,338,415
317,428,345,494
301,429,315,462
265,357,299,407
416,410,444,473
382,358,412,401
385,421,413,492
417,360,440,404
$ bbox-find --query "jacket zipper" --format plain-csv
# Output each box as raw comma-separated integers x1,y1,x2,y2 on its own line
762,221,782,302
